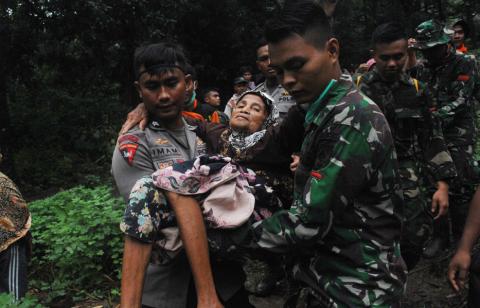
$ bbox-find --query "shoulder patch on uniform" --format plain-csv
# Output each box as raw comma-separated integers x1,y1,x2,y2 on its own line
310,171,323,180
457,74,470,81
118,134,139,144
119,143,139,166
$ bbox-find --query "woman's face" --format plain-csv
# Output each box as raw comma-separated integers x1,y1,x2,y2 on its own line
230,94,268,134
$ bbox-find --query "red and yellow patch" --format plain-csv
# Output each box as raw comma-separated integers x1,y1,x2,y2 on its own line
119,143,139,166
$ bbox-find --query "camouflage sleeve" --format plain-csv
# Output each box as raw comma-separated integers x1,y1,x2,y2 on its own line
418,86,457,181
252,124,372,252
434,59,476,123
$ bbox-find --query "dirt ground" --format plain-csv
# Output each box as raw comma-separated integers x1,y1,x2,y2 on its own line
66,249,469,308
247,249,469,308
402,252,468,308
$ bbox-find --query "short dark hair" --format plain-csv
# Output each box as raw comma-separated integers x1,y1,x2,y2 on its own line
239,66,253,75
133,42,189,80
255,37,268,54
453,20,469,37
185,63,198,81
265,0,332,48
371,22,407,47
202,87,220,100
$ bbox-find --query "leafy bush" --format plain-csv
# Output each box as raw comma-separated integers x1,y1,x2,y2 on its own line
0,293,44,308
28,185,124,303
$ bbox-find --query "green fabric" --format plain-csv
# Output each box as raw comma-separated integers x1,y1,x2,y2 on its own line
185,91,196,110
304,79,337,126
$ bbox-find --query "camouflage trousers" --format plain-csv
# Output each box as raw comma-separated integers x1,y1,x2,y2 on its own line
474,101,480,162
435,145,478,240
397,162,433,270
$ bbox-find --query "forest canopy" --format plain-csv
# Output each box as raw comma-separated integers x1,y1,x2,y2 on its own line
1,0,479,194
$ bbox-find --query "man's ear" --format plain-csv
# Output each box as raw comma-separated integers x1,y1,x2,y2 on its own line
184,74,193,92
134,81,142,99
326,38,340,62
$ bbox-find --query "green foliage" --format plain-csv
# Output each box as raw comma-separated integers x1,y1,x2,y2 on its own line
28,185,124,303
7,61,123,194
0,293,44,308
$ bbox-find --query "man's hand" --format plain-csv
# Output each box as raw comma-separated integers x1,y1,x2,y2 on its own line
431,181,449,219
119,103,149,136
355,63,370,74
290,154,300,173
407,38,417,49
448,250,471,292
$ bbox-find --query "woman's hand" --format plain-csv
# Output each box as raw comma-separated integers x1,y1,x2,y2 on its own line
119,103,149,136
290,154,300,173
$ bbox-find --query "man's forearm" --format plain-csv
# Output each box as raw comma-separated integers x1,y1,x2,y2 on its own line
457,187,480,253
120,236,152,308
166,192,220,306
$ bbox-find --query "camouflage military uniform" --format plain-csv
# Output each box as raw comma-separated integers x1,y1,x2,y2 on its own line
251,75,407,307
411,20,478,238
357,69,457,270
470,55,480,162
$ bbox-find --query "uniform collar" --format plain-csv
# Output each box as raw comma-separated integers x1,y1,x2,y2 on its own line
369,68,411,86
256,81,283,93
305,74,353,127
149,118,196,131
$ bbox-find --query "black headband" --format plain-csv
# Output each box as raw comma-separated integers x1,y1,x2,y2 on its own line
137,64,185,80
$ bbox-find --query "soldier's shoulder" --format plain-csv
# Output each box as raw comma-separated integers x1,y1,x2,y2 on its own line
337,90,393,150
254,82,266,91
452,53,476,69
336,84,381,120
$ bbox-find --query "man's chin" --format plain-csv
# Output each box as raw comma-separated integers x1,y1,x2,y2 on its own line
293,94,314,105
155,112,181,122
384,73,399,81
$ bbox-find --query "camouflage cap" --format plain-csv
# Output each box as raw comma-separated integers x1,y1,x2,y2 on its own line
413,19,451,50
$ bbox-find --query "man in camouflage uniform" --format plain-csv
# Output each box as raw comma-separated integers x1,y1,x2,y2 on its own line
410,19,478,257
356,22,456,270
249,1,406,306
